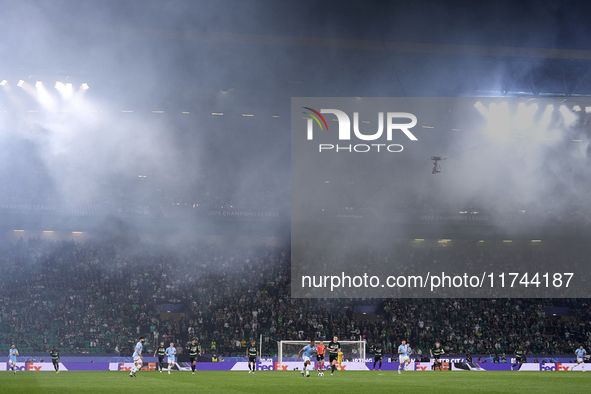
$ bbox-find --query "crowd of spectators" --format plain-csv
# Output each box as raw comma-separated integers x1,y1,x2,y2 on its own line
0,238,590,358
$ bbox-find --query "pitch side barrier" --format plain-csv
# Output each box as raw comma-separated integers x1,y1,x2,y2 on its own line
0,361,586,372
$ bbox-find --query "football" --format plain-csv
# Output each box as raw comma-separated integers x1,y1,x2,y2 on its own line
318,372,324,377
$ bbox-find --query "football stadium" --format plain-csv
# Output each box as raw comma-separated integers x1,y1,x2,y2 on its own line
1,1,591,393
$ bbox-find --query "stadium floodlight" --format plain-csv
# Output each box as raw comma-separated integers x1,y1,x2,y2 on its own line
0,80,7,86
278,340,367,371
515,102,538,130
536,104,554,136
573,105,581,112
35,81,42,88
474,101,487,116
81,83,89,90
17,80,24,87
56,82,74,99
586,107,591,113
559,105,577,126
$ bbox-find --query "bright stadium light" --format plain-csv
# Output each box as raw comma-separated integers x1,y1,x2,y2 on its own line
487,101,511,136
538,104,554,129
573,105,581,112
559,104,577,126
0,80,7,86
35,81,42,88
56,82,74,99
17,80,24,87
515,102,538,130
81,83,89,90
474,101,487,116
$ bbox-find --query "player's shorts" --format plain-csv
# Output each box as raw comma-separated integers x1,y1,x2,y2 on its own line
190,357,196,363
329,355,338,363
52,360,59,365
515,357,523,363
317,354,324,361
158,356,164,363
133,356,141,364
577,357,583,363
374,356,382,361
249,356,257,363
303,356,310,363
399,355,409,363
168,357,175,364
433,356,441,362
9,359,16,365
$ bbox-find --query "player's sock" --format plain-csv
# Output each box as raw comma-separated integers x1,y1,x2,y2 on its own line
379,361,382,370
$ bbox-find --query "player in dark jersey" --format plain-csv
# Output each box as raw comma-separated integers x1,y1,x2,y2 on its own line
247,339,259,374
189,339,201,375
327,336,341,376
154,342,166,373
511,345,525,371
430,342,445,371
50,346,60,373
373,343,383,371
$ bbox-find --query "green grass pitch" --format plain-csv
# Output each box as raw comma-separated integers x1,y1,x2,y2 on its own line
1,370,589,393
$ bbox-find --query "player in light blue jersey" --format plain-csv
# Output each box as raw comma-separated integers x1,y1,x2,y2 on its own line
166,342,177,374
129,336,145,377
404,343,413,371
297,340,317,377
572,345,587,371
8,345,18,374
397,340,409,374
